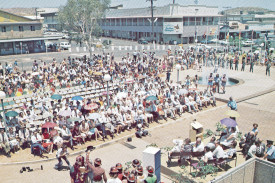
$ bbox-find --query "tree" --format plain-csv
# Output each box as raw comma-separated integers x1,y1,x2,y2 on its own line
58,0,110,57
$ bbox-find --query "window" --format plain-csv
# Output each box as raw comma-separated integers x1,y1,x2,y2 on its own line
30,26,35,31
19,26,24,32
1,26,6,32
133,18,137,26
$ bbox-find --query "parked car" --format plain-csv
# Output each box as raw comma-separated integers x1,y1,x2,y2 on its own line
138,38,148,44
242,40,255,47
200,40,214,44
59,42,71,50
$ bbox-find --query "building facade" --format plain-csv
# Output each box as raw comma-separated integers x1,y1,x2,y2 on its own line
0,9,60,56
100,4,221,44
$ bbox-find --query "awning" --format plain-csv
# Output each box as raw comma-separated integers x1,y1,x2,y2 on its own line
0,37,62,43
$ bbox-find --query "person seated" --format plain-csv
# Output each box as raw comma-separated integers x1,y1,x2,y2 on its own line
7,127,20,153
79,120,91,142
191,138,205,153
41,128,53,154
180,138,193,160
220,127,237,147
31,130,48,155
239,131,256,156
224,140,237,158
213,141,226,159
168,139,183,156
163,99,176,120
18,126,30,149
88,119,103,141
202,146,214,163
71,124,83,145
59,124,74,150
0,128,11,157
206,136,216,151
255,138,265,158
148,101,160,123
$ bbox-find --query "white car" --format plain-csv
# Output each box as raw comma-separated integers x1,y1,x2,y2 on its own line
59,42,71,50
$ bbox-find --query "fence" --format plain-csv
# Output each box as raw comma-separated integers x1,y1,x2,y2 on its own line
210,158,275,183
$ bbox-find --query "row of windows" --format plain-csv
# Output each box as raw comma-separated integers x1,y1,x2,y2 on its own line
99,17,219,27
1,25,36,33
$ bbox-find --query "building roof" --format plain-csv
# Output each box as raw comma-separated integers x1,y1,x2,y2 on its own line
255,14,275,18
0,9,34,22
105,4,221,19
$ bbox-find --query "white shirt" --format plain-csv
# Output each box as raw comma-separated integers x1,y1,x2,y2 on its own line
56,148,69,158
192,142,205,152
213,145,226,159
107,178,122,183
31,134,42,144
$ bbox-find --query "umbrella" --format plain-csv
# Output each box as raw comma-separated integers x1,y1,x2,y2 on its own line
51,94,62,100
68,117,82,122
16,91,22,97
59,110,72,117
72,96,83,101
94,72,102,76
88,113,101,120
31,72,40,76
116,92,127,99
138,75,146,79
5,111,19,117
225,110,240,118
177,89,188,95
84,103,98,110
157,73,166,78
145,95,158,101
220,118,238,127
42,122,57,129
51,88,55,92
126,79,134,84
136,91,147,96
102,91,113,95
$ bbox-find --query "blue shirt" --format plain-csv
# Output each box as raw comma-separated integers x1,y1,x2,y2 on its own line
267,145,275,160
227,101,237,110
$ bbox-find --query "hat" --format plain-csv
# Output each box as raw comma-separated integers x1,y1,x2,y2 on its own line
94,158,102,165
109,166,119,174
147,166,154,174
132,159,140,167
137,165,143,173
85,146,96,152
127,137,132,142
127,173,136,182
267,140,274,145
116,163,123,170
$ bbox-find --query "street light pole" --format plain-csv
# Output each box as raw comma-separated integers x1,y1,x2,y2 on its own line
176,64,181,83
0,91,7,132
146,0,157,44
104,74,111,108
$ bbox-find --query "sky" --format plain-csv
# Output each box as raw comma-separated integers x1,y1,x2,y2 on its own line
0,0,274,11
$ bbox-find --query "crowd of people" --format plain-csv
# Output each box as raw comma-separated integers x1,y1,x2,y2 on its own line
0,47,220,158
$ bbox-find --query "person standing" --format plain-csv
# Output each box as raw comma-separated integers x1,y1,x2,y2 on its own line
214,74,220,93
86,151,107,183
235,57,239,71
0,128,11,157
166,69,171,82
250,60,254,73
221,74,227,94
263,140,275,163
144,166,157,183
230,58,233,70
241,58,246,71
227,97,237,111
55,144,70,169
266,61,271,76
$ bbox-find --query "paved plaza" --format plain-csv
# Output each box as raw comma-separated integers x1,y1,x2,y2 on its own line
0,56,274,182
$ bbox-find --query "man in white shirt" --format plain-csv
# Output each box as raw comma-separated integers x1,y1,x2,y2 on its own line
202,146,214,163
55,145,70,169
192,138,205,153
213,141,226,159
31,131,47,155
60,125,74,150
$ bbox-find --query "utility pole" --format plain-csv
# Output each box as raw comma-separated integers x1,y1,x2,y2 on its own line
223,6,231,53
147,0,157,44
